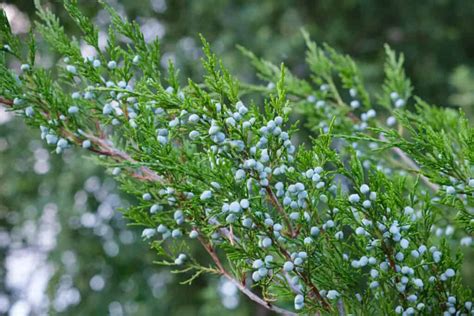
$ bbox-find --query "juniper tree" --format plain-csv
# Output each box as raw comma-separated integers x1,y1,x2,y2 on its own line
1,1,473,315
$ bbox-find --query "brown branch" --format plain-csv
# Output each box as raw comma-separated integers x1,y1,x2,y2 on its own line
298,272,331,310
223,273,297,316
0,97,13,107
265,186,295,237
82,132,164,183
196,234,297,316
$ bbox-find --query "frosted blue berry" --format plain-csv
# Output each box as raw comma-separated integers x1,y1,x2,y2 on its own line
418,245,427,254
57,138,68,149
189,130,200,140
294,294,304,309
273,223,282,231
242,217,252,228
142,193,152,200
360,184,370,194
400,238,409,249
112,167,121,176
66,65,77,74
208,125,220,135
188,114,200,123
264,218,274,226
380,262,389,271
369,191,377,200
150,204,161,213
413,278,423,288
13,97,24,105
68,106,79,114
350,100,360,109
325,220,335,228
200,190,212,200
326,290,340,300
294,302,304,311
349,193,360,203
366,109,376,119
157,224,168,233
261,237,272,248
386,116,396,126
370,269,379,278
252,271,262,282
289,212,299,220
141,228,156,239
82,140,91,148
283,261,294,272
294,257,303,265
359,256,369,267
24,106,34,117
225,214,237,224
315,100,325,109
349,88,357,97
240,199,250,209
395,99,405,108
174,210,184,222
171,229,182,238
189,230,199,239
257,267,268,277
351,260,360,268
355,227,366,235
310,226,320,236
174,253,186,265
468,179,474,187
264,255,273,265
107,60,117,69
395,252,404,261
294,294,304,305
445,268,455,278
445,186,455,195
229,201,241,213
252,259,264,269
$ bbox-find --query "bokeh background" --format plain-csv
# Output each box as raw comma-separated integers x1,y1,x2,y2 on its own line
1,1,473,315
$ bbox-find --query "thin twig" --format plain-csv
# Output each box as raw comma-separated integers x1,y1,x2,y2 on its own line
265,186,295,237
0,97,13,107
82,132,164,183
379,135,439,191
223,273,298,316
196,235,297,316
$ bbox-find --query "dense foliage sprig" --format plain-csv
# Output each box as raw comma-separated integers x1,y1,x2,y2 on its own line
1,1,473,315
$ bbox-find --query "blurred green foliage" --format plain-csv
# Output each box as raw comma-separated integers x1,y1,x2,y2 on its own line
7,0,474,105
1,0,473,315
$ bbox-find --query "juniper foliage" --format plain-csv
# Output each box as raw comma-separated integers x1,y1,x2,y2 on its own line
1,1,473,315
